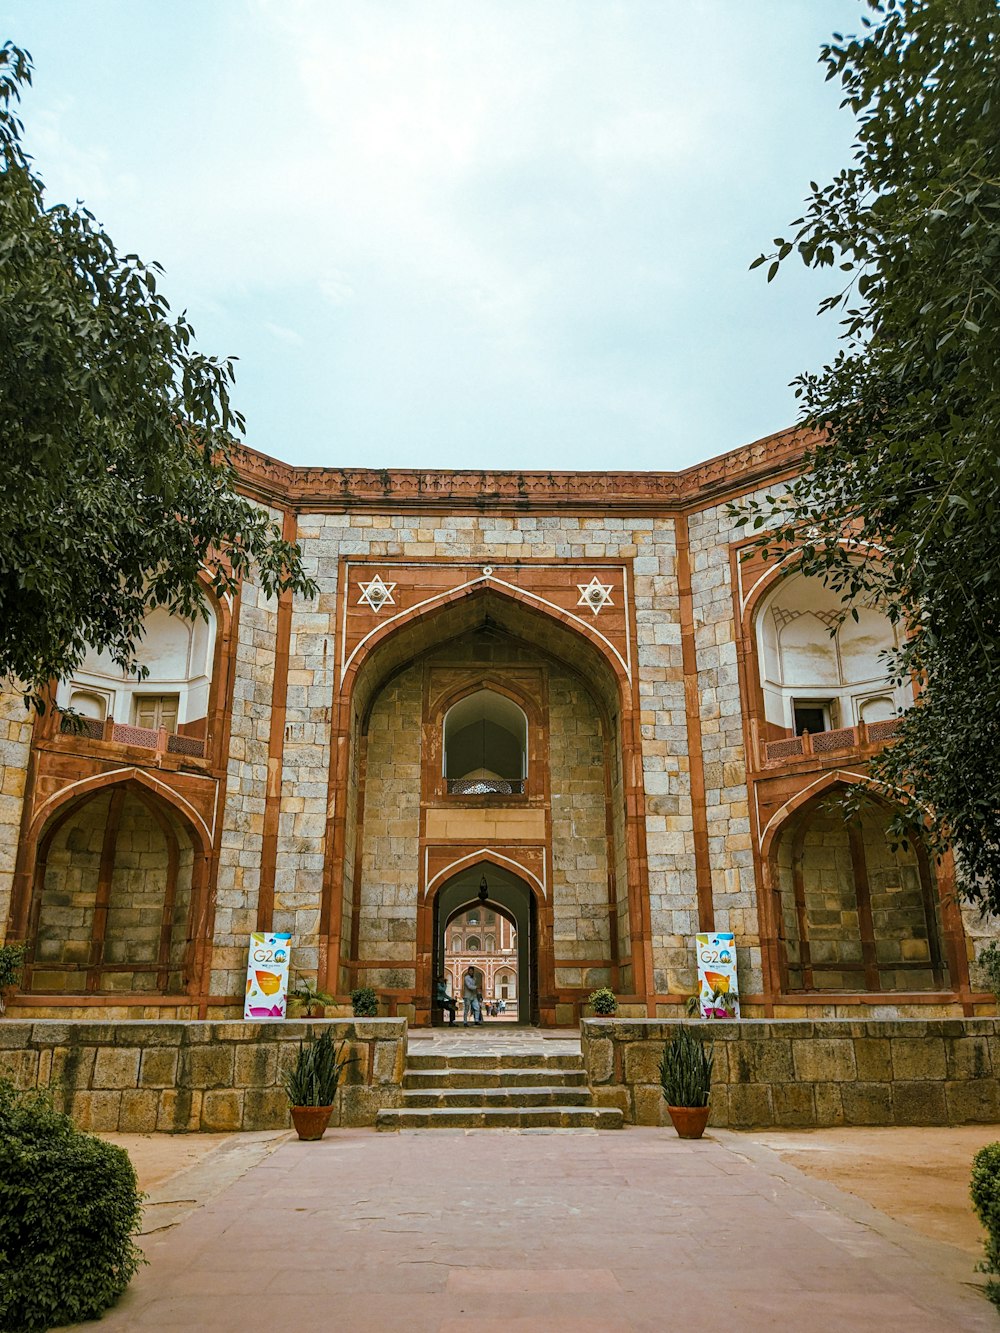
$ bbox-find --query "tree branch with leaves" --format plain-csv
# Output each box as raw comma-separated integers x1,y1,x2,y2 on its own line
738,0,1000,911
0,43,317,711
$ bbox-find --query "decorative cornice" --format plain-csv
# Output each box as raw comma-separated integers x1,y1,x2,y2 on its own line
233,424,814,515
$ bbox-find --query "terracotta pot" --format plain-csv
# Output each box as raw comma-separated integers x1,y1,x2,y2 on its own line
666,1104,710,1139
290,1104,334,1141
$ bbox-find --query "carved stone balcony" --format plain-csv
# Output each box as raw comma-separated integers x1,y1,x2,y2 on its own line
761,718,901,768
446,778,525,796
60,715,205,758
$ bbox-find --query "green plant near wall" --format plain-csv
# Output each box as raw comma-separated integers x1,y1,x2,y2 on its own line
350,986,379,1018
971,1142,1000,1308
282,1030,357,1108
976,942,1000,999
659,1027,714,1108
0,941,25,989
289,975,337,1018
0,1079,144,1332
588,987,617,1016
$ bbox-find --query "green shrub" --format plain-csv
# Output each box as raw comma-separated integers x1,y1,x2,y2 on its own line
0,1080,144,1332
282,1029,357,1107
588,987,617,1016
659,1027,714,1108
0,940,25,989
971,1142,1000,1307
976,942,1000,998
350,985,379,1017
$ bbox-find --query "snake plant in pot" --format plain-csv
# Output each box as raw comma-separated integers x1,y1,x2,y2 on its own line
659,1026,714,1139
282,1028,357,1140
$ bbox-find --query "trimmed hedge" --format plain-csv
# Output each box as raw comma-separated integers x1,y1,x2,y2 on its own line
0,1080,144,1332
971,1141,1000,1308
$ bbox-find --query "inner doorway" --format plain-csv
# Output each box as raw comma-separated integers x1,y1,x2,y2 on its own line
433,864,536,1025
445,903,519,1022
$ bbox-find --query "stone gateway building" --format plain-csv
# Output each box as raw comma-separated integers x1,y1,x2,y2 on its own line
0,426,991,1026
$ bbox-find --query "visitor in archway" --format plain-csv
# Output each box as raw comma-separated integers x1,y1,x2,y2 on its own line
462,966,480,1026
435,974,457,1025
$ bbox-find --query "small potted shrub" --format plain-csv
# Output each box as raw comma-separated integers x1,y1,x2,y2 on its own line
659,1026,714,1139
588,987,617,1016
289,975,336,1018
282,1028,357,1141
0,942,25,1015
350,985,379,1018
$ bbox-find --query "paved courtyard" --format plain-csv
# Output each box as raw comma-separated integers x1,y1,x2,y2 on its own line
73,1120,994,1333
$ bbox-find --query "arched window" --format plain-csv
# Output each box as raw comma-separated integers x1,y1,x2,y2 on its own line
485,935,496,952
451,935,461,951
57,604,216,751
466,935,481,951
756,571,906,734
443,689,528,794
775,792,948,993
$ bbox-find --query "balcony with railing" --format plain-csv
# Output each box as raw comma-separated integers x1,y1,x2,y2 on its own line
60,714,206,759
761,717,901,767
446,777,525,796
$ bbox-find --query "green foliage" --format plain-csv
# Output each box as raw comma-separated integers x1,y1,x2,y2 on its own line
588,987,618,1015
740,2,1000,911
0,1080,144,1332
971,1142,1000,1307
282,1029,357,1108
0,44,316,710
289,975,336,1018
659,1027,714,1108
350,986,379,1017
975,942,1000,998
0,941,25,989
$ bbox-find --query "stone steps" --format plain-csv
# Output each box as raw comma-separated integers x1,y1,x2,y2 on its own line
401,1085,593,1108
406,1051,582,1070
403,1068,588,1089
376,1106,624,1130
377,1048,623,1131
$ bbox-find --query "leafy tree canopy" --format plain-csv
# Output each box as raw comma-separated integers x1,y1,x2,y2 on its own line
741,1,1000,911
0,44,316,709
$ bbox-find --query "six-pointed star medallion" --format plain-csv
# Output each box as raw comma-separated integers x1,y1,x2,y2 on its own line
357,574,397,613
577,576,614,615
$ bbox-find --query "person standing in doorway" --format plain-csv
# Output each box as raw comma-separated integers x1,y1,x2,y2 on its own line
462,965,479,1026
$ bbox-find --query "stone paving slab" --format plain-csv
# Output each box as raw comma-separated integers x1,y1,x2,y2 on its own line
65,1127,994,1332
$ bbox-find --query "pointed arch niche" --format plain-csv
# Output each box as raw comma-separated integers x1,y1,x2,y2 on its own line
22,779,210,997
322,582,650,1023
765,784,957,996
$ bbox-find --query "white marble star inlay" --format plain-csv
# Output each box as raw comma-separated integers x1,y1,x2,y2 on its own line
577,576,614,616
357,574,397,613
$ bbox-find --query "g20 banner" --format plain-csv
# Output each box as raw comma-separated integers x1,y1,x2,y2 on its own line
244,932,293,1020
695,932,740,1018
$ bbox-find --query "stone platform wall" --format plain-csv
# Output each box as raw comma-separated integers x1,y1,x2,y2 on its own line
581,1017,1000,1128
0,1018,406,1132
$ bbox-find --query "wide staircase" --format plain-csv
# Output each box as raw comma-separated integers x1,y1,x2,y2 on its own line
375,1041,624,1130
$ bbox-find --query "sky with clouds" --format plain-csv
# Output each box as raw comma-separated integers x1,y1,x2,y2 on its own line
9,1,865,472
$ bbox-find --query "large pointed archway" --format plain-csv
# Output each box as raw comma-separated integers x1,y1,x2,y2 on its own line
321,575,651,1025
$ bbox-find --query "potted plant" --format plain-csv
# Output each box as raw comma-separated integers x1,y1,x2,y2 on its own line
659,1026,714,1139
289,975,337,1018
350,985,379,1018
0,942,26,1015
587,987,617,1016
282,1028,357,1141
685,985,739,1020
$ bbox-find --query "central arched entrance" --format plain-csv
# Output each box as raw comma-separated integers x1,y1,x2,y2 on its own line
433,862,537,1025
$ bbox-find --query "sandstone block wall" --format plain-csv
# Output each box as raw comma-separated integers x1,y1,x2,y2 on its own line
549,665,612,988
0,685,33,941
0,1018,406,1132
582,1017,1000,1128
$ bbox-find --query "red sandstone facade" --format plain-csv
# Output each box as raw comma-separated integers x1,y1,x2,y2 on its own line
0,426,986,1023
